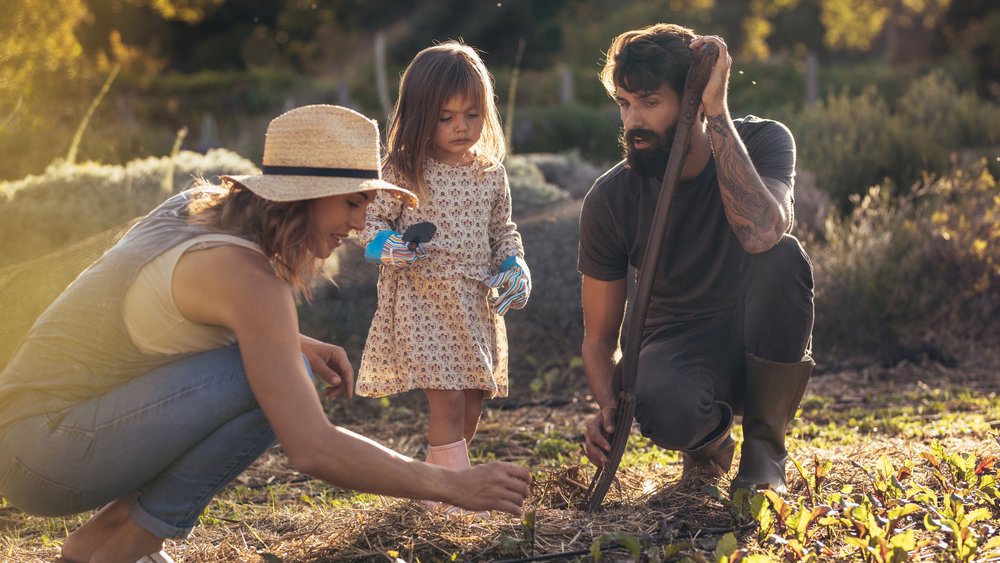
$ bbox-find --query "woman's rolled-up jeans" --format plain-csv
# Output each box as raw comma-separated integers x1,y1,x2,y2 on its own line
0,345,298,539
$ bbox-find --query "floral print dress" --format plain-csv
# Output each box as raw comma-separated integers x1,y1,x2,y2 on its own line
356,156,524,398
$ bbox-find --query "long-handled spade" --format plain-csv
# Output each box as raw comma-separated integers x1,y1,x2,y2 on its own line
586,42,720,512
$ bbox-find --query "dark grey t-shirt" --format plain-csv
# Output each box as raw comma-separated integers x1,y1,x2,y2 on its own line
578,116,795,327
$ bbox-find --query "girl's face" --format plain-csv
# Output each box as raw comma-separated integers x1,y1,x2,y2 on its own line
429,95,484,166
309,191,371,259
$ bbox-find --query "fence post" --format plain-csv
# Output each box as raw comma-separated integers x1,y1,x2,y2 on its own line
559,63,574,106
805,51,818,106
198,113,218,152
375,30,392,120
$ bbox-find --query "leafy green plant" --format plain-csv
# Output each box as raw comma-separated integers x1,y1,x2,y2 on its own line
525,355,583,394
747,443,1000,562
790,72,1000,210
589,532,640,561
813,159,1000,361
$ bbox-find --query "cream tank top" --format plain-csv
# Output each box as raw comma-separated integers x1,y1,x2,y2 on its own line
123,234,264,354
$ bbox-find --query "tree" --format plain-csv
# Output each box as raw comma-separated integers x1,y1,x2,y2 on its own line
821,0,950,53
0,0,90,132
136,0,226,23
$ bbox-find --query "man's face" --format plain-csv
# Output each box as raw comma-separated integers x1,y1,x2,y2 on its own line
615,82,680,178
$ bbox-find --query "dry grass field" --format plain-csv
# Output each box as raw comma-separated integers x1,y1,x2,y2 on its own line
2,346,998,562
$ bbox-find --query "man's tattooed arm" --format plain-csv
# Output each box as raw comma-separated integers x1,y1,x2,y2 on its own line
706,112,791,253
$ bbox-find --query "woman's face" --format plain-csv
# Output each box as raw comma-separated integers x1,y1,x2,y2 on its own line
310,191,371,259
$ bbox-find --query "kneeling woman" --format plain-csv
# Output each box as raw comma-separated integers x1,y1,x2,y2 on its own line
0,105,530,563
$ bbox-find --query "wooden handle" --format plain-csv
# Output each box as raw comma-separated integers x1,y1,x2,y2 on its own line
587,42,720,512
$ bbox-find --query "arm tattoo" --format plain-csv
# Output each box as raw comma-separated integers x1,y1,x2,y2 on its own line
706,113,789,253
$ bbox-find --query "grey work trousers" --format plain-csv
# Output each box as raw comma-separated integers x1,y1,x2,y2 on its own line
632,234,814,451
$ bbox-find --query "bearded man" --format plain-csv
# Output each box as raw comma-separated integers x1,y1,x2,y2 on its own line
579,23,815,493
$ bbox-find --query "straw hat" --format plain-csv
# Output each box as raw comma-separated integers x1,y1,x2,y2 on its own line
222,105,417,208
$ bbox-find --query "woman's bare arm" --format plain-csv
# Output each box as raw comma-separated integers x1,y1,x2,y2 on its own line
172,245,530,513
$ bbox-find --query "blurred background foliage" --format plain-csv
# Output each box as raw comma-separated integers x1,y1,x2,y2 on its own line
3,0,998,186
1,0,998,383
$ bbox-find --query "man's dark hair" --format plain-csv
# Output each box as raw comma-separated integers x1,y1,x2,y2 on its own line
600,23,697,98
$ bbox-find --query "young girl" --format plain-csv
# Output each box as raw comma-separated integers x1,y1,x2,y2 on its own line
357,41,530,513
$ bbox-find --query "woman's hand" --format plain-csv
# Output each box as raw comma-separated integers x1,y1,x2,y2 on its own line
445,462,531,515
300,335,354,400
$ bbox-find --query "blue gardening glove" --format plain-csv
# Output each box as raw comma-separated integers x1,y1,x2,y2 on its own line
486,256,531,316
365,230,427,269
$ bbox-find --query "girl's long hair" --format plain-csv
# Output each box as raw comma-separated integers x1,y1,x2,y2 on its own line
187,179,325,300
383,40,505,200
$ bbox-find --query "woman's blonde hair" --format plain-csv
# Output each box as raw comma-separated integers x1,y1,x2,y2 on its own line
187,179,326,300
383,40,505,200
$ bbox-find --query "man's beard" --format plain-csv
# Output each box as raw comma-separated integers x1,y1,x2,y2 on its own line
621,123,677,178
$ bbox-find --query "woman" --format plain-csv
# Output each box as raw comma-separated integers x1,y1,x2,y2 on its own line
0,105,530,563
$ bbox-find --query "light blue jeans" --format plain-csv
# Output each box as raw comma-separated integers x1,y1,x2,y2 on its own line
0,345,296,539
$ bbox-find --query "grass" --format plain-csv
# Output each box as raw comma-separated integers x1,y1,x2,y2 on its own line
1,352,998,562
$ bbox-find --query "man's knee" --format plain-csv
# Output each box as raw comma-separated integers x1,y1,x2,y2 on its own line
742,235,815,362
746,235,813,287
633,384,717,450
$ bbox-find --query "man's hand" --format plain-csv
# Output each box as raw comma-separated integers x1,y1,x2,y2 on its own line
446,462,532,515
583,404,618,467
300,335,355,400
690,34,732,117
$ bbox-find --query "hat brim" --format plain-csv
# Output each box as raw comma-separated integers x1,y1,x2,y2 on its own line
221,173,418,209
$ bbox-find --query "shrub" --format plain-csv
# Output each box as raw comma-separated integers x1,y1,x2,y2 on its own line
812,159,1000,362
897,70,1000,154
0,149,258,267
519,150,605,199
510,104,621,164
505,155,570,216
790,72,1000,211
501,202,584,392
790,86,902,210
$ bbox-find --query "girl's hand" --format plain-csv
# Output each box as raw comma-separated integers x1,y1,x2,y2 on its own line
364,230,427,269
300,335,355,400
446,462,531,515
486,256,531,315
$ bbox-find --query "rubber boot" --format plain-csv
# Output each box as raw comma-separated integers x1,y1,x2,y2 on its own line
425,439,488,518
679,402,736,489
730,353,813,495
428,438,471,471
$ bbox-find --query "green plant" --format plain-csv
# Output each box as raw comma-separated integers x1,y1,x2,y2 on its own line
790,71,1000,210
746,443,1000,562
506,155,569,216
519,150,605,198
812,159,1000,361
510,104,622,164
0,148,258,267
790,86,900,209
525,356,583,394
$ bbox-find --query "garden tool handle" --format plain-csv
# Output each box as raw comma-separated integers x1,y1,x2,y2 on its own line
587,42,719,512
618,42,719,394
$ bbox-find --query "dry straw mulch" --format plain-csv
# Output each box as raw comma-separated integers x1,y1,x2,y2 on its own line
2,350,998,562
